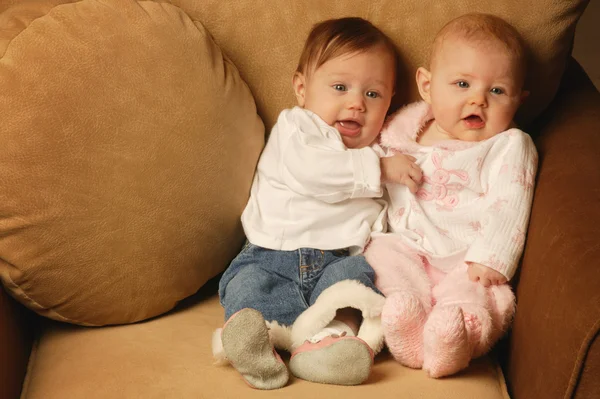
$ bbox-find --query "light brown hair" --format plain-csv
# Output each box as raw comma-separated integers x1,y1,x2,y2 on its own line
431,13,528,84
296,17,398,78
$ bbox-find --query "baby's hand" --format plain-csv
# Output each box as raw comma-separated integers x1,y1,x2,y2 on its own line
381,154,423,193
467,262,507,287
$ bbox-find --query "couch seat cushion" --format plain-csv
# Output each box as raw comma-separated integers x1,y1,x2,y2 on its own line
21,283,510,399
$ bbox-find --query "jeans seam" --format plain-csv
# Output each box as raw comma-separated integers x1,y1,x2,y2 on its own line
297,249,310,308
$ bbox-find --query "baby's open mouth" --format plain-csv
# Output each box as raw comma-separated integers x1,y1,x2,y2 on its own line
336,120,362,136
463,115,485,128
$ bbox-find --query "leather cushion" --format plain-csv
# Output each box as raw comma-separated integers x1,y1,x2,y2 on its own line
0,0,264,325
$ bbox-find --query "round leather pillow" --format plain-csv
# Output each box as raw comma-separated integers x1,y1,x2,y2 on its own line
0,0,264,325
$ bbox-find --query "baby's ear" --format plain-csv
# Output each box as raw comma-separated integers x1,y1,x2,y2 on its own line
416,67,432,104
292,72,306,107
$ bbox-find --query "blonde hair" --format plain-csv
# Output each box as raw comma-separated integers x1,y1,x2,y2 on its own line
296,17,398,78
431,13,527,84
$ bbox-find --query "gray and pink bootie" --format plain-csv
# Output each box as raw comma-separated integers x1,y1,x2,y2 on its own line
214,308,289,390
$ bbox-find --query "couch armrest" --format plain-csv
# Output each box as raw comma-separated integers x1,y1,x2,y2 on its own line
0,285,36,399
505,59,600,399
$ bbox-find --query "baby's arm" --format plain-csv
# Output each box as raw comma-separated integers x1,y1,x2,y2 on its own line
380,153,423,193
280,110,423,201
464,131,538,284
281,122,383,203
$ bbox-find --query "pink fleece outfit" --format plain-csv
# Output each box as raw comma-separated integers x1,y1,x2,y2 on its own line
365,101,537,377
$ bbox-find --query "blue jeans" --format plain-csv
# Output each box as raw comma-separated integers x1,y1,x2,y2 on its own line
219,243,379,326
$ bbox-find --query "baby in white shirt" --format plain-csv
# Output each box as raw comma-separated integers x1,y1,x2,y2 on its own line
214,17,416,389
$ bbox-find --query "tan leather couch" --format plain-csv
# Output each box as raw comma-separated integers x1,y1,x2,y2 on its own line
1,0,599,398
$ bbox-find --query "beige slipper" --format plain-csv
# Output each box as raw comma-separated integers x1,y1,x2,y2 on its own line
289,335,373,385
221,308,289,389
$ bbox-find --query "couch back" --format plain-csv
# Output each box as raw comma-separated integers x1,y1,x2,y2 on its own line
1,0,587,128
164,0,589,129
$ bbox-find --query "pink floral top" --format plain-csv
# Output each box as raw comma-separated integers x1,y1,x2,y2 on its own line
379,101,538,280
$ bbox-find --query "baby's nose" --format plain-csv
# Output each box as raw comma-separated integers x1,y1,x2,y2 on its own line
469,92,488,107
346,92,366,111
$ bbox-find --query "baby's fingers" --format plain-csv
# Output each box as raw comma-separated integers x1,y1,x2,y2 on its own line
480,277,491,287
490,275,507,286
401,176,418,194
409,164,423,183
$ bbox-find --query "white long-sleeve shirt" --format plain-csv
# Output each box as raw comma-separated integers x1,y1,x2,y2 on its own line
241,107,387,253
380,101,538,280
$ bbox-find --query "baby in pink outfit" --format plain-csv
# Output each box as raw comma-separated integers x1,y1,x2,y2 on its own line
365,13,538,378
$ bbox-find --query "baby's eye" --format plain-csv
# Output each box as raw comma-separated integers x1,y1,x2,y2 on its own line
333,84,347,91
366,91,379,99
456,81,469,88
490,87,504,95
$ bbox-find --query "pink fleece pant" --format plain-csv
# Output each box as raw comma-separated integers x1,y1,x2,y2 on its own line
364,235,515,378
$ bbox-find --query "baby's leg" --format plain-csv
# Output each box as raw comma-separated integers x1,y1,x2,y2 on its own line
429,267,516,360
475,283,516,358
423,265,493,377
219,245,307,327
365,235,431,301
365,235,432,368
216,244,307,389
289,253,384,385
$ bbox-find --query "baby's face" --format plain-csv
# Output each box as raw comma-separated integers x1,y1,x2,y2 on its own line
426,39,525,142
293,44,396,149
